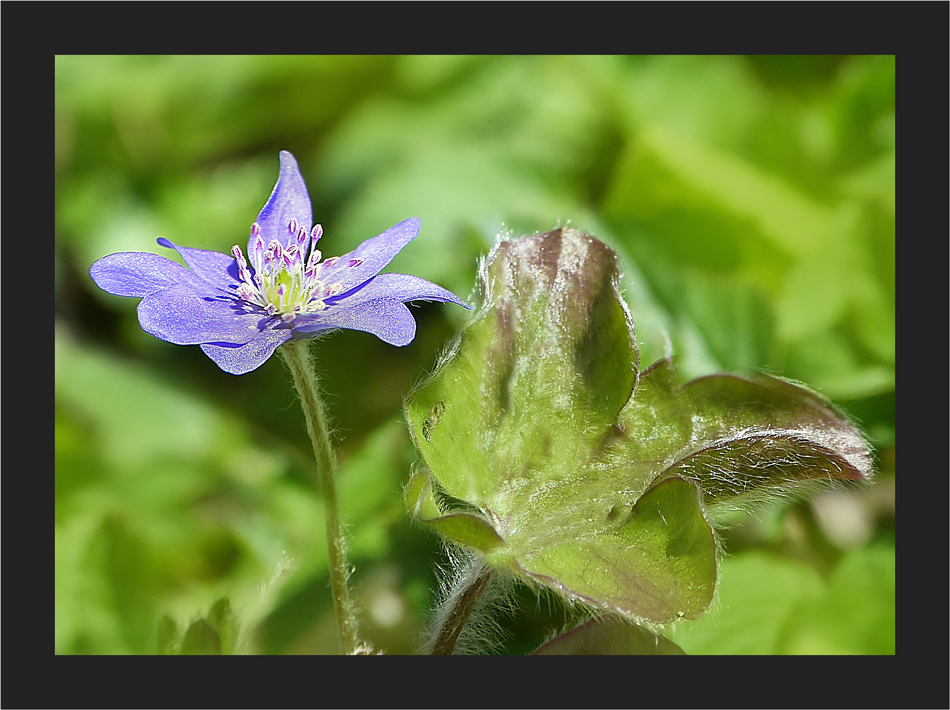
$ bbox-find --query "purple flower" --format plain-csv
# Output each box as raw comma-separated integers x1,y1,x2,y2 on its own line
90,151,470,375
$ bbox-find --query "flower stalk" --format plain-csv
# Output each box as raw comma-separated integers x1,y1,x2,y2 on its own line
280,339,359,655
427,560,494,655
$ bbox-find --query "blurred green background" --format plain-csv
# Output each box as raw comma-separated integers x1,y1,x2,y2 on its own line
55,55,894,655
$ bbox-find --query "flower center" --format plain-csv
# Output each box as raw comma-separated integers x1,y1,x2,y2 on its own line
231,220,360,324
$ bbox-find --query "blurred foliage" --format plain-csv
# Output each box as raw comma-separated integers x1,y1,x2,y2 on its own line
55,55,894,654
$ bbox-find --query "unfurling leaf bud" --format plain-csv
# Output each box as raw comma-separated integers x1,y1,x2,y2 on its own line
405,227,870,626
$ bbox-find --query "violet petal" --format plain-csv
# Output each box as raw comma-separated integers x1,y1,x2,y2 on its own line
335,272,470,309
89,252,209,298
251,151,313,252
200,329,293,375
319,218,421,296
157,238,241,288
137,284,267,346
293,299,417,346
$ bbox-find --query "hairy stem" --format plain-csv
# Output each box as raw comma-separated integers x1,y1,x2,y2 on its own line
428,559,494,655
280,339,359,655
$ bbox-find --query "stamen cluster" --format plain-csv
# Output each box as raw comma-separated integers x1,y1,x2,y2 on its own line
230,220,362,323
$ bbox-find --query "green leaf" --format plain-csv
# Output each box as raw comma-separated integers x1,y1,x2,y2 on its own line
55,323,243,471
780,543,895,654
408,228,641,505
181,619,221,656
512,476,716,622
156,615,179,655
404,469,440,520
180,618,221,655
407,228,711,623
404,470,504,554
406,228,871,625
605,124,834,260
669,543,894,655
533,617,686,655
206,597,236,655
425,514,506,555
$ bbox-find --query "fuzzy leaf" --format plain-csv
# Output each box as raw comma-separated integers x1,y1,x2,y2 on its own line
669,372,870,504
511,476,716,621
404,470,505,554
405,228,870,624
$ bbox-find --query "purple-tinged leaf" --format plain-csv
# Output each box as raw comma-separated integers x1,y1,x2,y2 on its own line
406,227,871,626
510,476,716,623
532,617,686,655
667,373,871,505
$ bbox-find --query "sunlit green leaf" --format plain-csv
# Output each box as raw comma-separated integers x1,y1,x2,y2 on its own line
55,324,243,470
668,551,825,654
605,124,834,261
669,543,894,655
780,543,894,654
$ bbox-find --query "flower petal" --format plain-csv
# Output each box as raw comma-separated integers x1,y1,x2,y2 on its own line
293,299,418,346
335,272,470,309
252,151,313,251
137,283,269,346
320,218,421,295
156,238,240,288
89,252,209,298
200,329,293,375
